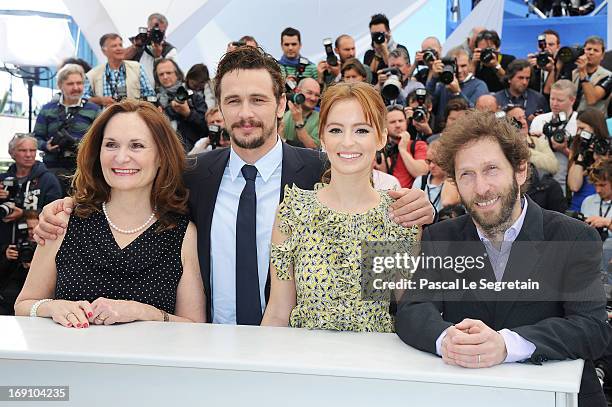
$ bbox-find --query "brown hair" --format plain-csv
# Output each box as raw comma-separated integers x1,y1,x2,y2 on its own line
341,58,368,82
571,108,610,162
214,46,284,104
437,110,531,193
318,82,387,183
72,100,189,231
588,157,612,184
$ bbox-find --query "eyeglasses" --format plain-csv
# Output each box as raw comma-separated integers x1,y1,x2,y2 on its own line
425,158,437,165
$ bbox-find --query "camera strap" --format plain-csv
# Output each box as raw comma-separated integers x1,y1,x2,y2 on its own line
599,199,611,219
56,103,83,131
105,64,126,100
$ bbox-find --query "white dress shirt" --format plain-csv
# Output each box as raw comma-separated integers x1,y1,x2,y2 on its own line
210,138,283,324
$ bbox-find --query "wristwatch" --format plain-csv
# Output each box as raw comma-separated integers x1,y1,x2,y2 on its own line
579,77,589,85
295,122,305,129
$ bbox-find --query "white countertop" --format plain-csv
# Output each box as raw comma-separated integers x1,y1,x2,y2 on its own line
0,316,583,393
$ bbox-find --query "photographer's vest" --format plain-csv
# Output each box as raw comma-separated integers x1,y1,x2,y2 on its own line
86,61,142,100
572,65,612,114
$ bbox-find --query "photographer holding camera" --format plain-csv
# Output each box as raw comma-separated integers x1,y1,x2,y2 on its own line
405,89,435,142
427,47,488,129
376,48,424,106
153,58,208,152
530,80,578,192
124,13,177,86
572,36,612,115
472,30,516,92
567,108,611,212
84,33,155,107
413,36,443,85
0,210,38,315
189,107,231,155
374,105,428,188
363,13,408,85
0,135,61,249
535,0,595,16
34,64,100,188
280,78,320,149
278,27,318,82
527,30,561,93
495,59,549,121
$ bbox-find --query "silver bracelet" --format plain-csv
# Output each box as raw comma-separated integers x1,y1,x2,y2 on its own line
30,299,53,317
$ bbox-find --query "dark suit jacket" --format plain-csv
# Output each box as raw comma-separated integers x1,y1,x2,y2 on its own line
183,143,326,322
395,196,611,407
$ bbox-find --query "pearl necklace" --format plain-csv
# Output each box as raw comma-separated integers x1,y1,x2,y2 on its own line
102,202,156,234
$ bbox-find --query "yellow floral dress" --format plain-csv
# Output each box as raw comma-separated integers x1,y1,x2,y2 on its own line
270,184,419,332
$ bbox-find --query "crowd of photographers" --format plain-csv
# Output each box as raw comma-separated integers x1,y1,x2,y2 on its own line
2,12,612,311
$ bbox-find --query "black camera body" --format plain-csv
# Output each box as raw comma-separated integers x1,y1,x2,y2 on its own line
132,24,165,46
439,57,457,85
323,38,338,67
412,88,429,123
557,45,584,65
0,177,22,220
208,125,230,149
371,32,386,45
421,48,438,65
173,85,192,103
480,47,497,64
50,127,78,158
543,112,569,144
575,130,610,168
285,76,306,105
536,51,552,69
12,220,35,263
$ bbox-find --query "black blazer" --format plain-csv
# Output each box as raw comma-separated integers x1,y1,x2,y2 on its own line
183,143,326,322
395,196,612,407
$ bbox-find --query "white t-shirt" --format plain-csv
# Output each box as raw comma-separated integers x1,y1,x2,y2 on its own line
139,47,178,87
529,111,577,191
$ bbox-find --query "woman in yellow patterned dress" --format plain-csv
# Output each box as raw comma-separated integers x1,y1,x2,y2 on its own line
261,82,419,332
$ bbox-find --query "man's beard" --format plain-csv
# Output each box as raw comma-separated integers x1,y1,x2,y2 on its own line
229,118,275,150
461,177,519,238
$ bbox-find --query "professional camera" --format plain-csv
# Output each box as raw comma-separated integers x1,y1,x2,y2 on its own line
231,40,246,48
323,38,338,67
535,35,552,69
557,45,584,65
371,31,386,45
295,57,310,81
12,220,35,263
480,47,497,65
0,177,20,220
208,125,230,149
575,130,610,168
420,48,438,66
439,57,457,85
543,112,570,144
565,210,609,241
173,85,192,103
375,141,400,170
380,67,403,101
50,127,78,158
130,24,165,46
412,88,429,123
285,79,305,105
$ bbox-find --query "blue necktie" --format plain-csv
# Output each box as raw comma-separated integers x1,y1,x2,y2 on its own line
235,164,262,325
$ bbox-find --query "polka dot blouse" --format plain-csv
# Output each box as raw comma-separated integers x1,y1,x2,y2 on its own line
54,210,189,314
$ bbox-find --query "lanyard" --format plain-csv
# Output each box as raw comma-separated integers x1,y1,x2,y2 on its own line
599,199,611,218
426,182,442,208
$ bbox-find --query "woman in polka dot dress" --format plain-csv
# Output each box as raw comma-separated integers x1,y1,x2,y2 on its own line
15,101,206,328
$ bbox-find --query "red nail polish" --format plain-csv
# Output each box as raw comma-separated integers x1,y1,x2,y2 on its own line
67,322,72,327
76,323,82,328
84,323,89,328
87,312,93,318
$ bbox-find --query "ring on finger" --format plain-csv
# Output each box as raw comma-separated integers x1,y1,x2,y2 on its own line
65,312,76,319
